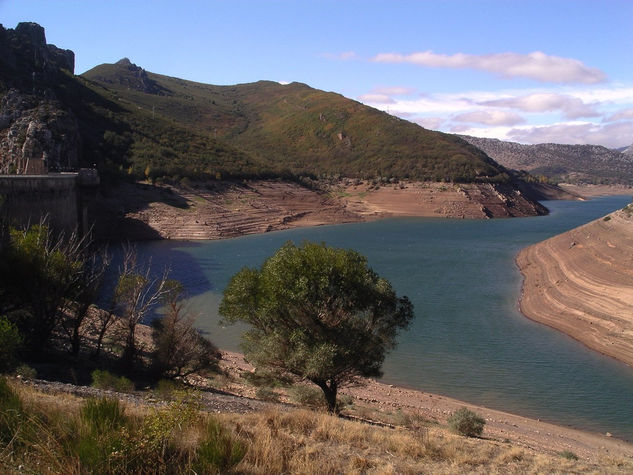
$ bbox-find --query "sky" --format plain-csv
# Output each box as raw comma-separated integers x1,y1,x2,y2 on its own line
2,0,632,148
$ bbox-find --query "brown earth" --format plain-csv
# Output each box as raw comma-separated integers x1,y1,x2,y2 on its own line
517,205,633,366
338,181,547,219
93,179,547,241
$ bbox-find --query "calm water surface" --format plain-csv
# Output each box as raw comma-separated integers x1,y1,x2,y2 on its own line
133,196,633,439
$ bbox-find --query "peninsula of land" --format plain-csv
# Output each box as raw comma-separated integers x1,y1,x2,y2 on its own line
517,202,633,367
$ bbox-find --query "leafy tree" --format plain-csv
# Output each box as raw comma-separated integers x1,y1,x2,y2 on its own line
0,223,87,353
220,241,414,412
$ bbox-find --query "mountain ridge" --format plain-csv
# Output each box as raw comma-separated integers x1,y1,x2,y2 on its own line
458,135,633,185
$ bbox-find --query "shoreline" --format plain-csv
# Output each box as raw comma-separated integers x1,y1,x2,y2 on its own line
94,179,550,242
516,206,633,368
217,349,633,462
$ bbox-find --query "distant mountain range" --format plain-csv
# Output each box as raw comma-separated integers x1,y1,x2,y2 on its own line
458,135,633,185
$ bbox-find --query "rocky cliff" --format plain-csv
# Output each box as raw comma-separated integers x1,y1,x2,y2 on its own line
0,22,80,173
459,135,633,185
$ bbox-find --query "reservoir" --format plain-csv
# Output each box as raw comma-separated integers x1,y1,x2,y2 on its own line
133,195,633,439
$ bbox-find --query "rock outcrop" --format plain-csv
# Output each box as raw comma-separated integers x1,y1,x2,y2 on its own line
0,22,80,173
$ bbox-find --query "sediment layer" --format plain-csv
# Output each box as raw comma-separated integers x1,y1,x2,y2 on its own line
517,206,633,366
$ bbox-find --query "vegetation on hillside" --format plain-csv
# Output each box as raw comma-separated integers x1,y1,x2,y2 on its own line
80,60,510,183
0,219,218,383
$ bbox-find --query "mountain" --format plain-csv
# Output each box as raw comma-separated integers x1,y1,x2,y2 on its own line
621,144,633,156
81,59,508,182
458,135,633,185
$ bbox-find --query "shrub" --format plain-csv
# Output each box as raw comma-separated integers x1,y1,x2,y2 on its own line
447,407,486,437
15,363,37,379
193,417,246,473
289,385,326,408
91,369,134,392
560,450,579,460
155,378,181,400
603,215,612,221
81,397,126,433
0,316,22,372
255,386,280,402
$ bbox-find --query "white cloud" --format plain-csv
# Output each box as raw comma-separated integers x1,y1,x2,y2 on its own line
605,108,633,122
453,110,525,126
481,93,599,119
371,86,416,96
358,93,395,104
320,51,357,60
508,121,633,147
372,50,607,84
414,117,445,129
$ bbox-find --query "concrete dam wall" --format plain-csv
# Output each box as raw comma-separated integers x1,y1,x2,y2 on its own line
0,170,99,235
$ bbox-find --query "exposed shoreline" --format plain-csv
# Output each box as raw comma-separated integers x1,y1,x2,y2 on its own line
93,179,549,242
516,205,633,368
217,350,633,462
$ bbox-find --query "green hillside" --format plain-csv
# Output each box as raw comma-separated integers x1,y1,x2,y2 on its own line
82,59,507,182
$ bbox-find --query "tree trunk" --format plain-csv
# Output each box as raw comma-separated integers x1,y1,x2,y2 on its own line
315,379,338,413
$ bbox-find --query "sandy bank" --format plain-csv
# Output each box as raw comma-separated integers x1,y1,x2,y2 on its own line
94,179,546,241
217,350,633,463
517,205,633,366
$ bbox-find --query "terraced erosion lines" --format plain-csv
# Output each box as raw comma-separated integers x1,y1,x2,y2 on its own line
517,207,633,366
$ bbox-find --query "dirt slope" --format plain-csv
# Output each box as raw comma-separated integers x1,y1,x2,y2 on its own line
517,205,633,366
93,180,547,241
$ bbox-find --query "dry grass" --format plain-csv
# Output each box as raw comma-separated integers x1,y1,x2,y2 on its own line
217,409,630,474
2,380,632,474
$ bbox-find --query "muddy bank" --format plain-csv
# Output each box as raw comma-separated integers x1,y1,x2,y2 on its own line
517,206,633,366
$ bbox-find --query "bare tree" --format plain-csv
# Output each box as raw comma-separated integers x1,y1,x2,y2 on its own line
114,244,171,371
151,281,220,378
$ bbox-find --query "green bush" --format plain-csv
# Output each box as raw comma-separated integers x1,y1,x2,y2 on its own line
155,378,181,400
15,363,37,379
81,397,126,433
193,417,246,473
288,385,326,408
0,316,22,372
77,398,128,472
255,386,280,402
91,369,134,392
447,407,486,437
560,450,579,460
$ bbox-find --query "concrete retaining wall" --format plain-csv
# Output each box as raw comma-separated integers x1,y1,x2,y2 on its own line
0,171,98,234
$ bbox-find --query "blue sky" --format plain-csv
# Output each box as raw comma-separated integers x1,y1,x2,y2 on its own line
2,0,632,147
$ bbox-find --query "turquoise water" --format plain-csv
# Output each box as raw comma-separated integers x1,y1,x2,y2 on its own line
133,196,633,439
